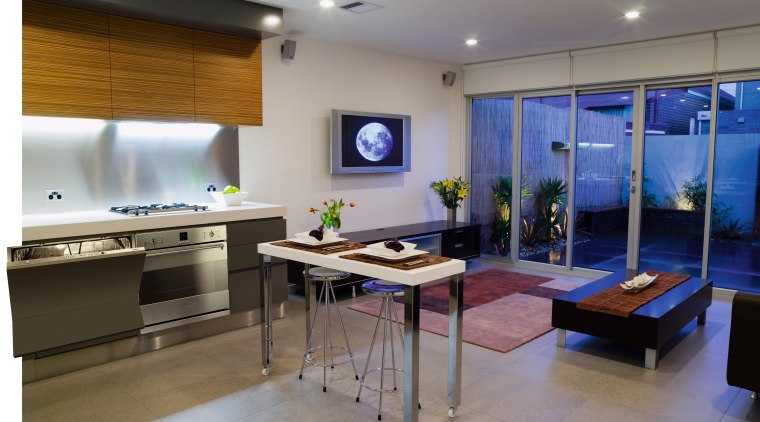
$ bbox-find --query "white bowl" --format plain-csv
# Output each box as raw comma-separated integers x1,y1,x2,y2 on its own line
367,241,416,257
210,191,248,206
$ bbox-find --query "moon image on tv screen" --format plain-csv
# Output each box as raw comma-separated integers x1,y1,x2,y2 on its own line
356,122,393,162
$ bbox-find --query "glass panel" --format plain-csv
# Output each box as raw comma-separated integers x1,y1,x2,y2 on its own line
639,86,712,277
470,97,514,256
708,80,760,293
573,91,634,271
520,95,571,266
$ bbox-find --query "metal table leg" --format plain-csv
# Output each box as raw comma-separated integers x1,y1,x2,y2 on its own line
645,348,658,370
403,284,420,422
557,329,567,348
447,273,463,418
304,264,312,349
260,255,273,376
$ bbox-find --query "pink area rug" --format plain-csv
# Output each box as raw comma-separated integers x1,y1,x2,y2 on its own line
348,268,586,353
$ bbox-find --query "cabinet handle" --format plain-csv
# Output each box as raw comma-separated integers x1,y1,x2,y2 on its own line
454,243,464,248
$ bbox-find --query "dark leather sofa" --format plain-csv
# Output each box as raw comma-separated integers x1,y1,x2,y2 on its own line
727,291,760,399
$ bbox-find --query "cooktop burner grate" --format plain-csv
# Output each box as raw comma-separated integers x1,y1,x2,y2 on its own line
109,203,209,216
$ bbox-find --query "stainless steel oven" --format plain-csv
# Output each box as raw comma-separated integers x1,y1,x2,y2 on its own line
135,225,229,332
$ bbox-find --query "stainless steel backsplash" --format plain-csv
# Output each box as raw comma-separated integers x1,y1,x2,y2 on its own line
22,117,239,214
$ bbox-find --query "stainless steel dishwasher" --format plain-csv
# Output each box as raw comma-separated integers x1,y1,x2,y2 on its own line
6,237,146,357
135,225,229,332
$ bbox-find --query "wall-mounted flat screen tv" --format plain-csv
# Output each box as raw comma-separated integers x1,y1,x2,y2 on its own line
331,109,411,174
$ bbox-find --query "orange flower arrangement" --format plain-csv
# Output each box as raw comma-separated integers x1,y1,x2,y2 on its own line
308,198,355,230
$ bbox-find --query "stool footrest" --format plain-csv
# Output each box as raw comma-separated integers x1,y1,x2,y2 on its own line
303,346,355,368
359,367,405,394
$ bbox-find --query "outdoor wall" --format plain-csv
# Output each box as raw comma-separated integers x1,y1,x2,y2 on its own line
574,110,627,210
238,37,463,235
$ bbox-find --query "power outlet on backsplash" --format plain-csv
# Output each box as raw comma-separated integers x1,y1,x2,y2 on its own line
45,189,64,201
205,183,219,192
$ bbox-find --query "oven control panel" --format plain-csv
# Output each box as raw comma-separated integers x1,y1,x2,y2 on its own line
135,225,227,250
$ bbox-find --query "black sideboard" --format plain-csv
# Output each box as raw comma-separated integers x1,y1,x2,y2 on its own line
287,220,480,293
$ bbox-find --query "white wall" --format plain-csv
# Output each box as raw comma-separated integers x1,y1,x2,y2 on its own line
239,37,463,236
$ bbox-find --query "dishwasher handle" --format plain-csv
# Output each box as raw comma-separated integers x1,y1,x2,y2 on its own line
146,242,225,257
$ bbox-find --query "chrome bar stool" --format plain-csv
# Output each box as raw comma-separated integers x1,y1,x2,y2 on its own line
356,279,419,420
299,266,360,392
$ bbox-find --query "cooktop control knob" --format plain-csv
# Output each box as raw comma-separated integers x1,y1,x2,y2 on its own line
209,231,214,238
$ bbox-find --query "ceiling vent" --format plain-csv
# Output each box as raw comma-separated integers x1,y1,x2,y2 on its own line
339,1,384,14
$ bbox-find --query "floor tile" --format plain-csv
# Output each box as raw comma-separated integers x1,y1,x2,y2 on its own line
18,258,754,421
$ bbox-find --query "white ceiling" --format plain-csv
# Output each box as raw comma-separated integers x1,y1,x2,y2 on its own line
251,0,760,65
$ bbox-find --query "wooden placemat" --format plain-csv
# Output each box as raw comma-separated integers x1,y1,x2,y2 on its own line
576,271,691,317
339,253,451,270
270,240,366,255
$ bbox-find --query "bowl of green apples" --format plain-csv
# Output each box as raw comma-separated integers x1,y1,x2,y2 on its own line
210,185,248,206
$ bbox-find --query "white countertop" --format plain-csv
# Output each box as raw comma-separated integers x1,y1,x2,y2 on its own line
22,202,286,242
258,241,465,286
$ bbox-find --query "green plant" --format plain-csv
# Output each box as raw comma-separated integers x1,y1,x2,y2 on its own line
535,177,567,241
520,217,539,248
641,165,658,208
430,176,471,209
490,176,529,254
308,198,355,230
659,192,680,209
713,218,747,240
641,190,658,208
681,176,707,212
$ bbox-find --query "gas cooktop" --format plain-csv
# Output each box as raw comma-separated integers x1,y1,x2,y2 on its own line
109,203,209,217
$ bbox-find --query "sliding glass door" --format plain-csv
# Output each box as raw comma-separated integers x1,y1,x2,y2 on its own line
708,79,760,293
572,91,634,271
470,97,514,256
519,95,571,266
637,85,713,277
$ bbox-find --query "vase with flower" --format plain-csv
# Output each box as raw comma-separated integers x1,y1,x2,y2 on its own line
430,176,471,227
308,198,356,233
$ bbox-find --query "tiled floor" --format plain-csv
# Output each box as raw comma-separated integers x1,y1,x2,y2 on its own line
20,260,760,421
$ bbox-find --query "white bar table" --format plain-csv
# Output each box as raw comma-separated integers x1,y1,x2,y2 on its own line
257,241,466,421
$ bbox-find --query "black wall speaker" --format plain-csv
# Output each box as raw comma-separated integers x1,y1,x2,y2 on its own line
443,71,457,87
281,39,296,60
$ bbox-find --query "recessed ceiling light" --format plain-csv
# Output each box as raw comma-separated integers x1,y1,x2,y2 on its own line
319,0,334,7
703,105,709,107
465,39,478,46
625,10,640,19
621,96,629,100
679,99,686,102
264,15,281,26
660,93,667,97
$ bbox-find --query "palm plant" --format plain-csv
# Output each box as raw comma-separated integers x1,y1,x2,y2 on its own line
490,176,529,254
520,217,539,248
535,177,567,241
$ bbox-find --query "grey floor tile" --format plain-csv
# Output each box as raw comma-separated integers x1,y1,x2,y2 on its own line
20,259,751,421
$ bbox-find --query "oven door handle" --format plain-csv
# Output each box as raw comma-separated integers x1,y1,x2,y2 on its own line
146,242,225,257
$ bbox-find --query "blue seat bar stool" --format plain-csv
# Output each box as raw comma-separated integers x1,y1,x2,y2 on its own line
356,279,419,420
299,267,360,392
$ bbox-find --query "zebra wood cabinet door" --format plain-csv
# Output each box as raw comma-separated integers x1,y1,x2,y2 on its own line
23,0,113,119
193,29,263,126
109,16,196,122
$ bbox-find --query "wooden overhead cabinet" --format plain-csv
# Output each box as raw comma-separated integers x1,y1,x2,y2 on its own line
22,1,264,126
193,30,263,126
22,0,113,120
109,16,196,122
